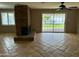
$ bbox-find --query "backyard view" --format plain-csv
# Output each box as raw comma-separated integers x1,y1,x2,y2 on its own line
42,14,65,32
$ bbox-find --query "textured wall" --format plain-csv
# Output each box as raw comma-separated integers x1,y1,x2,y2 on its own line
31,9,78,33
77,10,79,34
30,9,63,32
0,8,78,33
65,10,78,33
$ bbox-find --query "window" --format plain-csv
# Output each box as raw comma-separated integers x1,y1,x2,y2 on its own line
1,12,15,25
42,13,65,32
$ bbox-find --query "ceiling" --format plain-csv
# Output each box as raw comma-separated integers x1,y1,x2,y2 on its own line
0,2,79,9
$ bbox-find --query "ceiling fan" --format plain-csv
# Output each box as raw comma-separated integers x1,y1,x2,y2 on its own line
57,2,79,11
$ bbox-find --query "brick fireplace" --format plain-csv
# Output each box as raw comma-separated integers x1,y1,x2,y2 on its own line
14,5,34,41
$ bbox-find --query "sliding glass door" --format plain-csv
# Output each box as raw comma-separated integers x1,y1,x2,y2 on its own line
42,13,65,32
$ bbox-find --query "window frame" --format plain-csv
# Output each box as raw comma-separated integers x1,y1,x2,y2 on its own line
1,12,15,26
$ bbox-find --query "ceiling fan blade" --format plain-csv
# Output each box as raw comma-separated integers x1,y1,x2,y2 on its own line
67,7,79,10
57,2,79,11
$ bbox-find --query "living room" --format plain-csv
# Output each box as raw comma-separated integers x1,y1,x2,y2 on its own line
0,2,79,57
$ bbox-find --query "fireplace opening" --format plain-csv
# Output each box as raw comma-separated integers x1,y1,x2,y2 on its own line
21,26,30,36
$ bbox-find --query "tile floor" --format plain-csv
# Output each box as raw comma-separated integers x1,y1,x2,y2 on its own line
0,33,79,57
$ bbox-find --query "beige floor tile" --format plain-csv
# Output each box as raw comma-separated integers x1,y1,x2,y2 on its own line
0,33,79,57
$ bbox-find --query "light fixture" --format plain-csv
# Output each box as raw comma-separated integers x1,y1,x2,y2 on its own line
59,2,66,10
57,2,67,11
57,2,79,11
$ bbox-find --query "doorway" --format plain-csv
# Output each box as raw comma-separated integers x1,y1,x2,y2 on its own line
42,13,65,32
